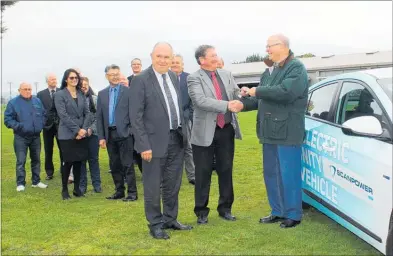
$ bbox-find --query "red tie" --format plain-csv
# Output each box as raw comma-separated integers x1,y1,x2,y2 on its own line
211,72,225,128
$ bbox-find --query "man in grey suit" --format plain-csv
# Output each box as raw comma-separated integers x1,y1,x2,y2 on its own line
130,42,192,240
96,64,138,202
187,45,243,225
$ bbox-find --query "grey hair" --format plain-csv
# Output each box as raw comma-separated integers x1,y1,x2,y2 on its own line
104,64,120,73
272,33,290,48
152,42,173,53
45,73,56,82
195,45,214,65
173,54,183,60
131,58,142,64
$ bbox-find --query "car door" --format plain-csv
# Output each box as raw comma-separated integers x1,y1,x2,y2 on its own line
302,81,343,210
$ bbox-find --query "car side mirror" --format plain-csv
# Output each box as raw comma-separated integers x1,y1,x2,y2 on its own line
342,116,383,137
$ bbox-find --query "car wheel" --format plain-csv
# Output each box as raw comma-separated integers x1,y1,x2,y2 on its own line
387,228,392,256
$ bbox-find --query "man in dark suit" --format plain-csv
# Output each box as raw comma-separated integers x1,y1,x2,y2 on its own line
127,58,144,173
130,42,192,240
96,64,138,202
170,54,195,185
37,73,62,180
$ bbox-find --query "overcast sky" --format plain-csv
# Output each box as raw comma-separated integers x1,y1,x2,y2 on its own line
1,1,392,95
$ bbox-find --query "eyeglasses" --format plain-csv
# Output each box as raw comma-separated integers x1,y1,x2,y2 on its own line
266,43,281,49
20,88,32,91
107,73,120,77
69,76,79,80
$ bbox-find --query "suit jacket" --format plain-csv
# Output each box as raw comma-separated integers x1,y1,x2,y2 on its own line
127,74,134,86
96,84,132,141
187,68,242,147
54,89,92,140
37,88,60,130
178,72,194,122
129,65,187,158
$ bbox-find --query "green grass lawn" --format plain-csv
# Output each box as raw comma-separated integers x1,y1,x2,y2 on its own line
1,111,381,255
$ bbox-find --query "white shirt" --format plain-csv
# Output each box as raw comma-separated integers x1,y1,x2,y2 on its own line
153,68,181,129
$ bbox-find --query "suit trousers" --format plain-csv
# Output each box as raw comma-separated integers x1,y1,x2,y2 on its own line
107,129,137,196
192,124,235,217
42,125,62,177
263,143,302,221
142,129,184,229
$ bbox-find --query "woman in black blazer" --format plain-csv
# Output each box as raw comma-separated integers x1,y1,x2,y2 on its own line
54,68,92,200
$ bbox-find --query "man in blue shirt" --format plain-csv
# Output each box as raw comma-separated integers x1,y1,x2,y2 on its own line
97,65,138,201
4,82,48,192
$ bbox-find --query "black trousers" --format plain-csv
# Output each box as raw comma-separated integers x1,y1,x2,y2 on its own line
107,128,137,196
192,124,235,217
61,161,81,193
42,126,62,177
142,129,184,229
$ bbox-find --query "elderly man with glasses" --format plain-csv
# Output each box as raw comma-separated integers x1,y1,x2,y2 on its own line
238,34,309,228
4,82,48,192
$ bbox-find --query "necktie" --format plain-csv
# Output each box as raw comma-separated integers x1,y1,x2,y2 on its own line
50,89,55,98
211,72,225,128
162,74,178,129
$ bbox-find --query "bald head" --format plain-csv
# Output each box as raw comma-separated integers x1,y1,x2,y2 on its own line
266,33,290,63
269,34,290,48
19,82,32,99
152,42,173,53
46,73,57,89
151,42,174,74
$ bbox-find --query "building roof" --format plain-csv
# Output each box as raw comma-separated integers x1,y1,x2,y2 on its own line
227,50,393,77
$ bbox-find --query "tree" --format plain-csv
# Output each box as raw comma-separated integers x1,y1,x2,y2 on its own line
245,53,263,63
1,1,18,36
296,53,316,58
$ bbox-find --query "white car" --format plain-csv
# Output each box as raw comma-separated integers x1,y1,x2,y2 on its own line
302,67,392,255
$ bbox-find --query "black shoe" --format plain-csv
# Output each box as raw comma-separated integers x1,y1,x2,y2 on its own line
122,195,138,202
46,175,53,180
94,187,102,193
163,221,193,230
219,212,236,221
62,190,71,200
106,193,125,200
197,215,208,225
280,219,301,228
150,228,170,240
259,215,284,224
73,190,84,197
189,179,195,185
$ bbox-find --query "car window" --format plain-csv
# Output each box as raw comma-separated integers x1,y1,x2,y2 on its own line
335,81,389,131
306,82,339,121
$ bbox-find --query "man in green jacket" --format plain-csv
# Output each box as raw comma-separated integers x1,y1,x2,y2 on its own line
236,34,309,228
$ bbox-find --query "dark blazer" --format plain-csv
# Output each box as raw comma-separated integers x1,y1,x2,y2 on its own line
179,72,193,122
96,84,132,141
129,66,187,158
127,74,134,87
37,88,60,130
54,89,92,140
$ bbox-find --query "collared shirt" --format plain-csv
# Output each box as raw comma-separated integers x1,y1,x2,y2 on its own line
202,69,232,124
152,68,181,129
108,84,120,127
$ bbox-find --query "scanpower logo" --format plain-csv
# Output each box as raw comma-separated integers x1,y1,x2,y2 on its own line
330,165,374,196
322,158,375,203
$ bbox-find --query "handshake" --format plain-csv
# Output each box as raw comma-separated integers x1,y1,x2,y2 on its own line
228,100,243,113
